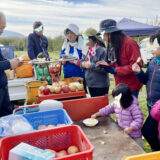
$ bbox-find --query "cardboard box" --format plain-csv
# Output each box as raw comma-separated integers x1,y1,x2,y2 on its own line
9,142,55,160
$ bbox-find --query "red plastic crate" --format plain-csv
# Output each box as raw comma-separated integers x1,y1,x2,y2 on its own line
16,94,109,121
0,125,94,160
38,90,86,102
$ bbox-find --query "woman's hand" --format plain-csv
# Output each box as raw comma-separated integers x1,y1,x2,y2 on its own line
61,61,66,65
96,60,108,65
82,61,91,69
132,63,141,73
124,127,134,134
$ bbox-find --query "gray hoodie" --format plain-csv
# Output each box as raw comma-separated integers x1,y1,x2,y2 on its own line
81,46,110,88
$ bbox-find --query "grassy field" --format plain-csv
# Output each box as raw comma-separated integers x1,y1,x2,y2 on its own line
15,51,152,152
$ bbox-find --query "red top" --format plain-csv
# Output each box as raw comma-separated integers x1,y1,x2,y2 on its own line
111,36,143,91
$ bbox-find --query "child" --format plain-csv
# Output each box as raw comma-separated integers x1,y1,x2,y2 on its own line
91,83,144,147
150,100,160,146
132,30,160,151
35,52,52,85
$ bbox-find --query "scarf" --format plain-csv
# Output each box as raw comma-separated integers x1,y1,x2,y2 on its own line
87,43,98,62
62,36,84,59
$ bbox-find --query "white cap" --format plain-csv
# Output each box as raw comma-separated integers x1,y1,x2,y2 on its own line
64,24,79,36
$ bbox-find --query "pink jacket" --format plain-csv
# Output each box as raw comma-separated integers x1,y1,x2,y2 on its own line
99,96,143,138
150,100,160,140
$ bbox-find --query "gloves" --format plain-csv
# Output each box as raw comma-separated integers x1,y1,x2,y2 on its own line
9,58,22,69
104,67,116,74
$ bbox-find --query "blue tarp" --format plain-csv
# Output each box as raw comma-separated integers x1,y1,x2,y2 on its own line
117,18,160,36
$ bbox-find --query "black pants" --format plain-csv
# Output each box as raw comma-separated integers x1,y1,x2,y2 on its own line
0,86,13,117
88,87,109,97
142,114,160,151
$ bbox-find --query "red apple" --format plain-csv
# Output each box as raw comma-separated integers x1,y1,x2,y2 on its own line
62,85,70,93
46,125,56,129
42,87,50,95
56,150,68,158
59,81,67,87
69,84,77,92
55,86,61,94
49,85,55,93
76,83,84,91
52,82,59,87
39,86,44,93
45,149,56,154
67,145,79,154
38,125,47,130
57,124,66,127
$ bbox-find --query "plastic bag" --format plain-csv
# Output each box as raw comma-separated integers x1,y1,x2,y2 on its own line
0,115,34,137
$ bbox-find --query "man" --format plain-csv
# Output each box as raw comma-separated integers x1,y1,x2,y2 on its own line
0,11,23,117
27,21,49,60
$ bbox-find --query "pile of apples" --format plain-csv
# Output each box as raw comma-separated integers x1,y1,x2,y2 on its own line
39,81,84,95
38,124,65,130
45,145,80,158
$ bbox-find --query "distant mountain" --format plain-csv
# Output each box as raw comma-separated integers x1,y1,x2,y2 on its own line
1,30,25,38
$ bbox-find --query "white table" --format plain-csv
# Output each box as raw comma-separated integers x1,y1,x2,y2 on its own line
8,77,35,101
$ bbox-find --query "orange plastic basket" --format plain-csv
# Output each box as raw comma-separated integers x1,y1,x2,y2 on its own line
0,125,94,160
122,151,160,160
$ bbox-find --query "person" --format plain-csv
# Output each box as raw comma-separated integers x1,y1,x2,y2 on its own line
27,21,49,60
0,11,23,117
81,29,110,97
91,83,144,147
132,30,160,151
150,100,160,150
96,19,143,98
60,24,86,92
35,52,52,85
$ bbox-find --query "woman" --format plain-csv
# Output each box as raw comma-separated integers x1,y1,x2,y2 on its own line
81,29,110,97
60,24,86,92
97,19,143,98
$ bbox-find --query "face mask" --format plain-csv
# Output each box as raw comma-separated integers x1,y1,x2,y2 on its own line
37,58,46,62
82,34,89,45
100,31,105,39
114,93,122,108
148,38,159,52
34,25,43,32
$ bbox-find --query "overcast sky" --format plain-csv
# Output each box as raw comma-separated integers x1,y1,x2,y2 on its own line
1,0,160,37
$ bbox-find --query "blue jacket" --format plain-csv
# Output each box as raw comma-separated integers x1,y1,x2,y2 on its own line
136,57,160,107
27,32,49,60
0,49,11,88
60,46,84,78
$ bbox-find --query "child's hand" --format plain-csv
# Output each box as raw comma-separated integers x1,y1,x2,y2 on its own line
91,112,100,119
132,63,141,73
91,114,97,119
42,76,46,81
124,127,134,134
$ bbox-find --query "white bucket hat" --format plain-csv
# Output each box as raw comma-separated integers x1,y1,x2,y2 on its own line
64,24,79,36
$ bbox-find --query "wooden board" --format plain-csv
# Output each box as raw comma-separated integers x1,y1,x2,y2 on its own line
75,117,145,160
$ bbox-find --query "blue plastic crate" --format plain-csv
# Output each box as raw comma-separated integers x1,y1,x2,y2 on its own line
22,109,73,130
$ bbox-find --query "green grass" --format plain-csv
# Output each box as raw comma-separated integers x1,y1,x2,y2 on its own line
15,51,152,152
